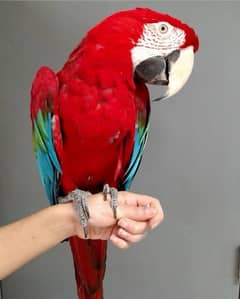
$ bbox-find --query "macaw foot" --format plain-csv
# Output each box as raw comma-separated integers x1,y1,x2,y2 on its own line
58,189,91,238
58,185,118,238
103,184,118,219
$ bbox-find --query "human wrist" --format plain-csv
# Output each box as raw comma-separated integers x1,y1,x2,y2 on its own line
56,192,116,240
53,203,82,239
55,198,94,240
61,199,100,240
82,193,104,239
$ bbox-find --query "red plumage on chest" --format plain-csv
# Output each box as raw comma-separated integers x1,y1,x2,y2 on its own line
55,65,139,194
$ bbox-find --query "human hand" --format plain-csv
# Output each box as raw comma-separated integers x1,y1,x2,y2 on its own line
110,192,164,249
72,191,164,248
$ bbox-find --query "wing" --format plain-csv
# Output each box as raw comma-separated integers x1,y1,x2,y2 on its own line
30,66,62,205
122,88,150,190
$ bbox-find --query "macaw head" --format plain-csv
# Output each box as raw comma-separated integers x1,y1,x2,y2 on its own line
130,8,199,100
70,7,199,100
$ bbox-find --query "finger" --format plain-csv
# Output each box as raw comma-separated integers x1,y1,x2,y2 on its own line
110,234,129,249
147,200,164,229
117,228,147,244
119,191,157,207
117,204,157,221
118,192,164,223
118,218,149,235
148,212,164,229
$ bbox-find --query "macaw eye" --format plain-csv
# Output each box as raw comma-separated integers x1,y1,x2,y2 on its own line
159,23,168,34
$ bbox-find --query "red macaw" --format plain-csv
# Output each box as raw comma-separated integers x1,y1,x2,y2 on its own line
30,7,199,299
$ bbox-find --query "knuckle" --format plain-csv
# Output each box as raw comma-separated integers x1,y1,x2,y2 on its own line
141,208,148,217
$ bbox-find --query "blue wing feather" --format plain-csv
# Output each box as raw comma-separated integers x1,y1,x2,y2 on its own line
31,66,61,205
34,112,61,205
122,116,150,190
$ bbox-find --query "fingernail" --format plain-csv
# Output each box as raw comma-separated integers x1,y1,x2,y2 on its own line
110,235,117,242
151,222,158,229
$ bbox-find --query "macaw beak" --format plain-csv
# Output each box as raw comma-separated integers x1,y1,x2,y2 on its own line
135,47,195,101
135,50,180,88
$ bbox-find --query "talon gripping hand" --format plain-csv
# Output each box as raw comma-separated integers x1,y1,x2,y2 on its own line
30,8,199,299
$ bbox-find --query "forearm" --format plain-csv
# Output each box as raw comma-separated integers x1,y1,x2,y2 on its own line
0,192,163,278
0,204,76,279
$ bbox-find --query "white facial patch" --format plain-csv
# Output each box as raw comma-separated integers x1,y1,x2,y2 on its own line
166,46,194,98
131,21,186,68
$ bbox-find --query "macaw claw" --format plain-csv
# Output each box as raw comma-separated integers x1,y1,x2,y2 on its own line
58,189,91,238
103,184,118,219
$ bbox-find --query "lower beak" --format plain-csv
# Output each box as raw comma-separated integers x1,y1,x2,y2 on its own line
135,49,180,88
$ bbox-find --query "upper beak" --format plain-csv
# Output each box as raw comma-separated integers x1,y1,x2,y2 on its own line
135,50,180,99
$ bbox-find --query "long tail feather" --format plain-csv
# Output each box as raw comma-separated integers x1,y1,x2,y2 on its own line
69,236,107,299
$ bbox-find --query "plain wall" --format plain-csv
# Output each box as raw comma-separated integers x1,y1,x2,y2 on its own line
1,2,240,299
